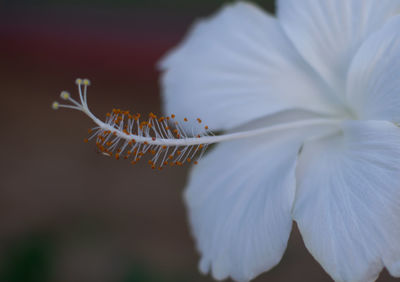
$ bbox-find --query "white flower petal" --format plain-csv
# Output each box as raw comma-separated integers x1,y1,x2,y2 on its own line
347,16,400,122
185,111,338,282
278,0,400,95
160,2,340,132
294,120,400,281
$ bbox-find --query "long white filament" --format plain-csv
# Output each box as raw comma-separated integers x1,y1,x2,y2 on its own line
92,114,338,146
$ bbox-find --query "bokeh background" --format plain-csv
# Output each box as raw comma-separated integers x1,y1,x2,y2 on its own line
0,1,396,281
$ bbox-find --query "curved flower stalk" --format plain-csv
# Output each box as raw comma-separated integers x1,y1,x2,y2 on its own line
53,0,400,281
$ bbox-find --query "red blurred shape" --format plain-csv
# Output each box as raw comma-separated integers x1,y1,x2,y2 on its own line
0,13,182,81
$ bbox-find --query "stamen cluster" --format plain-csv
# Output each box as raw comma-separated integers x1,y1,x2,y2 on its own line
89,109,211,169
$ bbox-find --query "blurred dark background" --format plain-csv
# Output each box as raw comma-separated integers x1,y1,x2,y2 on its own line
0,1,396,281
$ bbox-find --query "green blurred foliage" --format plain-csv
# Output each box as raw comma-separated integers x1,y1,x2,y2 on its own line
121,261,188,282
0,235,53,282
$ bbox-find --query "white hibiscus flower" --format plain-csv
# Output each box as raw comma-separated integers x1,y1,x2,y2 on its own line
52,0,400,281
159,1,400,281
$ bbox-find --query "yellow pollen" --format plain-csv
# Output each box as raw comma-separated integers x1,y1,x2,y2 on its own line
52,102,59,110
60,91,70,100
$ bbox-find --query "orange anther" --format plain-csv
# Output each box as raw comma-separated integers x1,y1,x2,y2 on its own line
184,118,188,122
197,118,202,123
194,161,198,165
171,114,175,119
83,138,89,143
205,126,209,130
